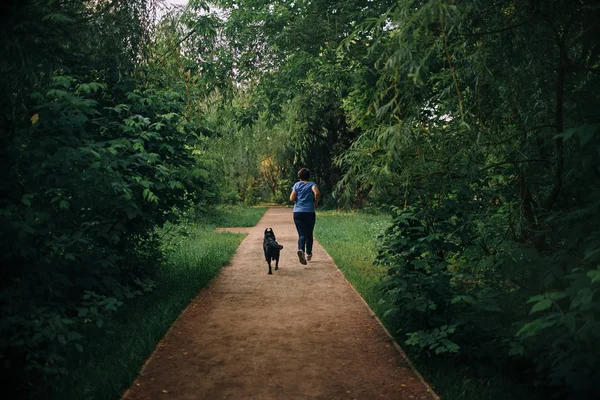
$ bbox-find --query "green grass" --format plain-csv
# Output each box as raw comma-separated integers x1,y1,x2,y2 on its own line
46,206,266,400
315,210,542,400
196,205,268,227
315,211,391,316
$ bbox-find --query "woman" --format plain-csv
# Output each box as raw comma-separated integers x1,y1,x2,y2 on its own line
290,168,320,265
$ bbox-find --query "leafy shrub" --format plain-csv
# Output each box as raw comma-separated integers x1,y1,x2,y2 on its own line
376,203,504,359
0,2,220,391
376,126,600,397
516,267,600,394
512,125,600,396
0,73,211,378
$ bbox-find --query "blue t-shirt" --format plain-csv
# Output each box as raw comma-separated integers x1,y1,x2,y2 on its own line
292,181,317,212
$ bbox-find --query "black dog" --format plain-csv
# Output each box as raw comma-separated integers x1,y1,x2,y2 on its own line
263,228,283,275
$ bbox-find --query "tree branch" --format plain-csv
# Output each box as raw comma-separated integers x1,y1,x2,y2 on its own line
544,33,567,210
156,28,198,65
455,19,533,37
480,158,551,172
481,125,555,146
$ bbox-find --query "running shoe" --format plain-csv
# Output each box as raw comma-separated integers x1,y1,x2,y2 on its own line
297,250,307,265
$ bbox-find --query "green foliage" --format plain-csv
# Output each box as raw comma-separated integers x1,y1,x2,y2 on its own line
0,0,227,394
516,266,600,393
46,216,248,399
316,211,542,400
509,124,600,394
1,70,210,375
201,0,600,394
376,204,511,362
315,211,392,311
195,205,268,227
328,0,600,396
208,0,398,203
405,325,460,355
3,0,599,397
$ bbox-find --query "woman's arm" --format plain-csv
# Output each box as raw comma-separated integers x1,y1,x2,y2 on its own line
290,189,297,202
312,185,320,207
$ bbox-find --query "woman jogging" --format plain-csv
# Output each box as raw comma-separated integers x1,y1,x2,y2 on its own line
289,168,320,265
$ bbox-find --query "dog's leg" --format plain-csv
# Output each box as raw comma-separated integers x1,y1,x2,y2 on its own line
275,257,279,271
267,260,272,275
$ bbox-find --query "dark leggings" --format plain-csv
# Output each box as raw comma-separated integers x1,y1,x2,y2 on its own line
293,212,316,255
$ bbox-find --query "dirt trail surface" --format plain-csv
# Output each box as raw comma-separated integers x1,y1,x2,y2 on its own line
123,208,437,400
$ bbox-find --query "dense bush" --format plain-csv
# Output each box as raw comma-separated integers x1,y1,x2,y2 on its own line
0,0,221,393
376,130,600,395
321,0,600,396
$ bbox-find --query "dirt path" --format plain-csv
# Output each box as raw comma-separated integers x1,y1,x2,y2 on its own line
123,207,437,400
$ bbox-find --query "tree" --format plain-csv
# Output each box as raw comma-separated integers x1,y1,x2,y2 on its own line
0,1,225,394
340,0,600,395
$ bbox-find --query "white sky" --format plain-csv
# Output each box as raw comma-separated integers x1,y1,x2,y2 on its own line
157,0,190,19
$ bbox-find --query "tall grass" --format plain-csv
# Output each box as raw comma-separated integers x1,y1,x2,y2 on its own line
48,206,266,399
315,210,541,400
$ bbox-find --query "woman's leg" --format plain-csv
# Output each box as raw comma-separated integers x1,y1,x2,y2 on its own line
305,212,316,256
293,213,309,265
293,212,307,252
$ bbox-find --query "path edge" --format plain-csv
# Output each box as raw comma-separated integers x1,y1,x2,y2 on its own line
120,229,254,400
317,242,440,400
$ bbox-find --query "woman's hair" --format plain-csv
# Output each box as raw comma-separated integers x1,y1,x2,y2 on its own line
298,168,311,180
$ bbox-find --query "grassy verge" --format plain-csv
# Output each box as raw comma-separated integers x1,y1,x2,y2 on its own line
48,206,266,400
314,211,391,316
315,210,541,400
196,205,268,227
